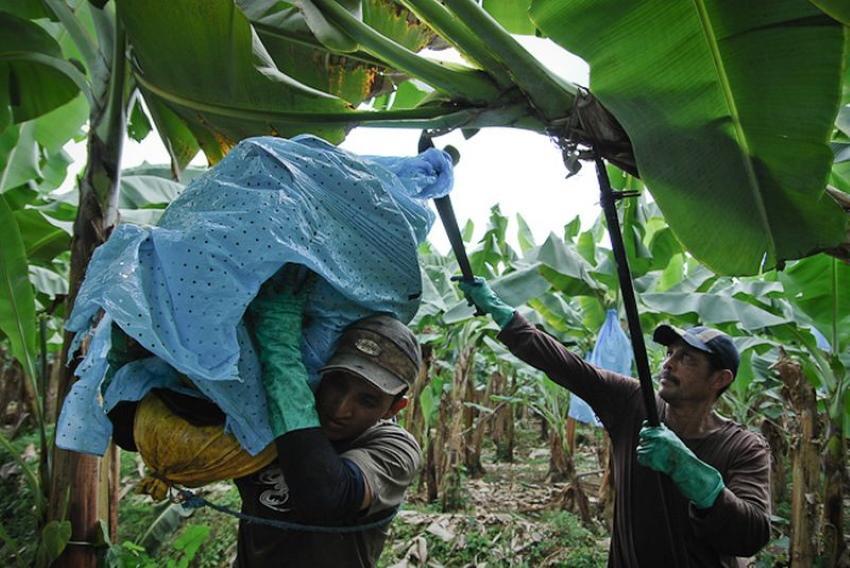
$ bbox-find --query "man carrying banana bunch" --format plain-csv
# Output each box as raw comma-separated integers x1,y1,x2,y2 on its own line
233,267,423,567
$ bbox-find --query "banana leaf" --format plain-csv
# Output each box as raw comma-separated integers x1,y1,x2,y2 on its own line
243,0,439,106
532,0,847,275
0,12,82,129
779,254,850,352
117,0,352,161
0,193,37,380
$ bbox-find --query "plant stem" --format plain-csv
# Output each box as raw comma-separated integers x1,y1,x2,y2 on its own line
92,16,127,226
832,257,838,352
399,0,513,87
41,0,101,74
442,0,576,119
37,317,50,506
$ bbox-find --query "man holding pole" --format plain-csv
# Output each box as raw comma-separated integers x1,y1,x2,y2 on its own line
457,278,771,567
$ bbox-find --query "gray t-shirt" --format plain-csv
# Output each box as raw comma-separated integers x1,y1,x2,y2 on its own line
235,421,421,567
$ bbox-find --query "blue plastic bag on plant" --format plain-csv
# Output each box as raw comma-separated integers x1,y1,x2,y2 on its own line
56,135,453,456
568,309,633,426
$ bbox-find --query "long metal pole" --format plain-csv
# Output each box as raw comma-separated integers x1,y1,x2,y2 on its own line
592,152,688,567
593,156,659,425
434,196,475,281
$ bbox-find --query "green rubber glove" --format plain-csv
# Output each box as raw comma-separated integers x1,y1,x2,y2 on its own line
637,422,725,509
456,277,516,329
105,324,148,386
248,265,320,437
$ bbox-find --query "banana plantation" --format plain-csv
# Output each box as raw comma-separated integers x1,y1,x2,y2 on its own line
1,0,849,566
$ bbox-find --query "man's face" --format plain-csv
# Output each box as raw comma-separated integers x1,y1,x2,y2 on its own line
658,340,721,404
315,371,401,441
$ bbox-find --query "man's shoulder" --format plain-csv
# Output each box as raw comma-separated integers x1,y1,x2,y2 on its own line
351,420,422,454
715,418,770,455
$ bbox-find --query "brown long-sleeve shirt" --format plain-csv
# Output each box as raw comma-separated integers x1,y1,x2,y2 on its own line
499,314,771,567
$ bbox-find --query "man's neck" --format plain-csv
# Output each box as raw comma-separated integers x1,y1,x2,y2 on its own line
663,400,720,438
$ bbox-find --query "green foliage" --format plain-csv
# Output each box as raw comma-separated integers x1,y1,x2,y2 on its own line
2,3,848,565
0,193,38,382
538,510,606,566
532,0,847,274
34,520,71,568
779,254,850,352
107,525,211,568
167,525,211,568
0,427,50,567
116,0,352,158
127,99,152,143
1,124,40,191
482,1,535,35
0,11,82,128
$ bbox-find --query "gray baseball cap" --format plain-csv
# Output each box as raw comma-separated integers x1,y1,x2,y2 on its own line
320,315,421,395
653,324,739,377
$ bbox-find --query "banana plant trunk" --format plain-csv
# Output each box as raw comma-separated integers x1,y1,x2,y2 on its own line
547,425,571,482
776,352,819,567
408,344,432,498
45,350,63,423
423,438,438,502
598,432,615,530
760,417,788,511
406,344,432,449
821,412,846,567
49,28,128,565
438,345,474,511
463,370,491,477
490,371,514,462
551,425,591,524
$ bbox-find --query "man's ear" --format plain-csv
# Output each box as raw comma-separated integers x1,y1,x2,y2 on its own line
713,369,734,394
384,397,408,419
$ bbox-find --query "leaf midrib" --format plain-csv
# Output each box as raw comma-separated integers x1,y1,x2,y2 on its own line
692,0,776,265
135,71,468,123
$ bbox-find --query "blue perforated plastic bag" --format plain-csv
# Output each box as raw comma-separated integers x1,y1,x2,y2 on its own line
568,309,634,426
57,135,453,456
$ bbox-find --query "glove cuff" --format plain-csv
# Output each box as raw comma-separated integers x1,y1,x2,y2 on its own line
269,404,320,437
673,460,725,509
493,306,516,329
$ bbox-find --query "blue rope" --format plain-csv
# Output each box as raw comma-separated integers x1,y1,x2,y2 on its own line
175,489,399,534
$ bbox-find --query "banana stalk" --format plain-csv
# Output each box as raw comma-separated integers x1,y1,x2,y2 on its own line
398,0,513,88
136,70,542,131
442,0,576,119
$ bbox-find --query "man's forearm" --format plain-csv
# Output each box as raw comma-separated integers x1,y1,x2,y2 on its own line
689,488,770,556
497,314,627,404
689,443,772,557
274,428,365,523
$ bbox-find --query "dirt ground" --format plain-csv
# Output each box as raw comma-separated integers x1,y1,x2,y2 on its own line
379,439,610,567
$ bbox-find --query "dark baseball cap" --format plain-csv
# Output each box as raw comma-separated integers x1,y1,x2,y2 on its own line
320,315,421,396
653,324,739,377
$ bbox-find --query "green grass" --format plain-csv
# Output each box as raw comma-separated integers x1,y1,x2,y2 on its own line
0,426,47,567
